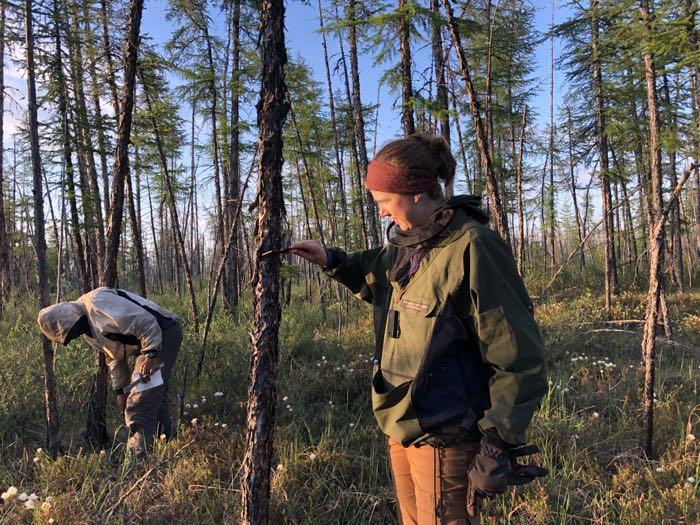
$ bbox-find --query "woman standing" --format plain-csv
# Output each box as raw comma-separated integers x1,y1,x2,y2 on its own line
290,134,547,524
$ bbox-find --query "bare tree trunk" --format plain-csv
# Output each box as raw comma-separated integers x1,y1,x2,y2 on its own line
99,0,119,116
430,0,450,195
140,70,200,331
591,0,619,313
240,1,288,521
103,0,144,287
347,0,380,247
335,13,369,249
440,0,510,247
0,0,11,307
548,2,556,268
398,0,415,135
318,0,348,247
126,170,146,296
224,0,242,312
53,0,90,294
515,106,527,275
565,106,585,268
26,0,61,457
640,0,664,458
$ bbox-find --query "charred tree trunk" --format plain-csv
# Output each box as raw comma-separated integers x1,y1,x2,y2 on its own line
26,0,61,457
240,0,288,522
515,106,527,275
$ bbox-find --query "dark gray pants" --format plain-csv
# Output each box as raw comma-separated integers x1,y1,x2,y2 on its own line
125,321,183,458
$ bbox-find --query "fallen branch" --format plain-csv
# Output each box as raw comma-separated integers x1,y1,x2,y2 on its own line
581,329,699,352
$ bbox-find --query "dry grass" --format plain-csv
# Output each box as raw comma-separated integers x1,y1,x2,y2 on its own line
0,286,698,524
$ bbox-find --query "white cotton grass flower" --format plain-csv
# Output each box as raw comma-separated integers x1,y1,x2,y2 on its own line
1,486,18,500
592,412,600,419
49,519,55,524
221,423,227,429
309,452,317,461
655,467,664,473
276,463,284,471
185,403,191,408
192,404,199,409
282,396,288,401
688,476,696,484
18,492,29,501
24,499,36,510
159,434,166,440
191,418,198,426
214,391,224,398
349,423,355,428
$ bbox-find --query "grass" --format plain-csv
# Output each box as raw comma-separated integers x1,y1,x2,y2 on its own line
0,284,698,524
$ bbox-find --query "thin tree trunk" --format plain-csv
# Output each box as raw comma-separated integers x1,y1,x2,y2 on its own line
515,106,527,275
318,0,348,248
565,106,585,268
640,0,664,458
126,170,146,296
240,0,288,520
398,0,415,135
591,0,619,313
26,0,61,457
102,0,144,287
347,0,380,247
440,0,510,247
0,0,11,306
431,0,450,194
140,70,200,332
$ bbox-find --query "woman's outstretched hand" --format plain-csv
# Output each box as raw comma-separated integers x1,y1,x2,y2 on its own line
288,240,328,267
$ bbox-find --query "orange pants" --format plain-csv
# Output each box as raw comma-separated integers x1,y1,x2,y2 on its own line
388,437,481,525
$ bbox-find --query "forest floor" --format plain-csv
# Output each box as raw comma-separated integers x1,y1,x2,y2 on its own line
0,284,699,524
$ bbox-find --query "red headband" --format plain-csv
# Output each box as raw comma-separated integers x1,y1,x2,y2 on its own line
364,160,438,194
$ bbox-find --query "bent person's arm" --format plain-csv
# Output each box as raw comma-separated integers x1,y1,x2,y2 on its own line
467,231,548,446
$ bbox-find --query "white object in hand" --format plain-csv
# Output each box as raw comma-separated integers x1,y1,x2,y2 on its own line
130,368,164,393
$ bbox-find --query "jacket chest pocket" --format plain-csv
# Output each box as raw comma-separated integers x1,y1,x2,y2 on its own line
380,295,439,385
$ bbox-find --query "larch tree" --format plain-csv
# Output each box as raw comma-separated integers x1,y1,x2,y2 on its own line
240,0,288,522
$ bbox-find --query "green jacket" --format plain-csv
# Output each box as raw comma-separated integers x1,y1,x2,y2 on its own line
324,196,547,446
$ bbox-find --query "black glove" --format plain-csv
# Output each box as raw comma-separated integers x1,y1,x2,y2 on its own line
467,429,549,509
468,428,512,498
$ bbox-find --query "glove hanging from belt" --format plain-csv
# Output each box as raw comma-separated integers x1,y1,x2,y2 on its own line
466,428,548,514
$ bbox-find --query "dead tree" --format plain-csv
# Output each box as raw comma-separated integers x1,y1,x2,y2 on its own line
440,0,511,247
26,0,61,457
240,0,288,522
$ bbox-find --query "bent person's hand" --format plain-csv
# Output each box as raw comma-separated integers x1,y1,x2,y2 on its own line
138,356,159,382
288,240,328,267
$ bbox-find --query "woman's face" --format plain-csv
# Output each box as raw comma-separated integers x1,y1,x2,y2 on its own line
370,190,422,231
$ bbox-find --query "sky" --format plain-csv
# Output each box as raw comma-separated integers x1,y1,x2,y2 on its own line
1,0,577,229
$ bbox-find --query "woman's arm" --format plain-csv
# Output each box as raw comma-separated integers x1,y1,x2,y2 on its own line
290,240,386,304
466,230,548,446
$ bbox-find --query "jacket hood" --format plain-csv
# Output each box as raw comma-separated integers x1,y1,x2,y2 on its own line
37,301,87,345
446,194,489,224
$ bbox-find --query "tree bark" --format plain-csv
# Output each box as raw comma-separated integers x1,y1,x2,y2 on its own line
590,0,619,312
0,0,11,307
102,0,144,287
640,0,664,458
398,0,415,135
240,0,288,522
26,0,61,457
140,70,200,332
347,0,380,247
440,0,510,247
430,0,451,194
